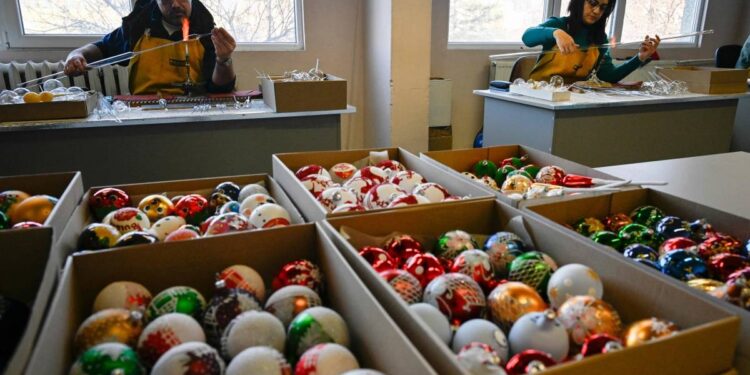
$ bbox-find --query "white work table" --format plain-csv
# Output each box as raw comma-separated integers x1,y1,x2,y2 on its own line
475,88,749,167
597,152,750,219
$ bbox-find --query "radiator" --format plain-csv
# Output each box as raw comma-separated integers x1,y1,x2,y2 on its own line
0,60,130,95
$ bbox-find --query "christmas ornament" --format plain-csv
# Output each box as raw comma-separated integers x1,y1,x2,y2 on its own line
343,177,378,203
501,175,533,195
0,295,29,366
151,342,225,375
573,217,605,237
708,253,750,281
487,282,546,330
214,181,241,201
507,252,555,295
248,203,291,229
580,334,623,357
520,164,540,180
295,165,331,180
451,250,494,292
387,193,431,208
456,342,505,375
9,194,57,224
219,201,240,215
149,216,187,242
221,311,286,359
505,350,555,375
294,343,359,375
658,237,698,256
452,319,509,362
716,273,750,309
330,163,358,184
217,264,266,301
658,249,708,280
204,212,249,236
686,278,725,293
164,229,200,242
363,183,406,209
146,286,206,322
501,155,528,169
239,184,270,203
688,218,715,242
89,188,130,221
203,285,262,347
137,313,206,368
462,172,479,181
621,318,679,347
74,309,144,354
378,269,423,304
408,303,452,345
12,221,42,229
698,233,742,260
286,307,350,364
404,253,446,288
390,170,427,192
78,223,121,251
484,232,526,279
473,160,498,178
557,296,622,346
352,166,388,184
137,195,174,222
629,205,664,227
384,234,424,267
479,176,500,190
225,347,291,375
69,342,143,375
0,190,29,216
412,182,450,203
200,215,217,235
272,260,324,295
423,273,486,327
331,204,367,214
264,286,322,327
508,310,569,362
494,165,517,186
358,246,397,273
240,194,276,217
208,192,232,213
603,213,632,233
174,194,210,226
635,258,662,271
590,231,623,251
317,187,358,213
507,169,534,181
0,211,9,229
435,230,478,260
93,281,152,312
375,159,406,176
622,244,658,262
114,231,158,248
547,264,603,308
618,223,660,249
654,216,691,239
535,166,566,185
342,370,385,375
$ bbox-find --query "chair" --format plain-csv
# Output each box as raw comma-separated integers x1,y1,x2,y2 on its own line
715,44,742,68
509,55,538,81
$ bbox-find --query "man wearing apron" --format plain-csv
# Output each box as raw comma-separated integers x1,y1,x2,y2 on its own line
64,0,236,95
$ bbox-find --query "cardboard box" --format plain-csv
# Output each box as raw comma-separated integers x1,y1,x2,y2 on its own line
0,92,98,123
656,66,748,94
524,188,750,372
261,74,347,112
429,78,452,127
323,199,740,375
428,126,452,151
272,147,492,221
509,84,571,101
0,172,84,375
421,145,630,209
27,223,437,374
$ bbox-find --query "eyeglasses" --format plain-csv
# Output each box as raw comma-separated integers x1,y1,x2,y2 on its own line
585,0,610,12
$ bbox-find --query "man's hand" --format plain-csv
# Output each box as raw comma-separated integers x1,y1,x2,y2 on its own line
64,53,88,76
638,34,661,62
553,29,579,54
211,27,236,61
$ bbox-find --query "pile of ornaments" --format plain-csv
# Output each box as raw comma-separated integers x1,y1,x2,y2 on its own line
0,295,30,371
358,230,679,374
70,260,383,375
570,205,750,310
77,181,293,251
294,159,462,213
0,189,59,230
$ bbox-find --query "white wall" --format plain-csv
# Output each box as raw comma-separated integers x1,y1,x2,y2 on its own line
363,0,392,148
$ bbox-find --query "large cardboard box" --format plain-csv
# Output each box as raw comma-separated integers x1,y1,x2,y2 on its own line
261,74,347,112
27,223,437,374
0,92,98,123
656,66,748,94
272,147,492,221
524,188,750,372
0,172,84,375
324,199,740,375
422,145,628,208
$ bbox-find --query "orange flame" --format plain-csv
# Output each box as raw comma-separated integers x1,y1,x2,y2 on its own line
182,18,189,42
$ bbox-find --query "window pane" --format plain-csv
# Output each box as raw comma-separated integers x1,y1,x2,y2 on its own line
17,0,130,35
448,0,545,44
201,0,298,44
559,0,572,16
621,0,701,44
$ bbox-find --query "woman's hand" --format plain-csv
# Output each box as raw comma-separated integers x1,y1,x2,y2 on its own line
553,29,579,54
638,34,661,62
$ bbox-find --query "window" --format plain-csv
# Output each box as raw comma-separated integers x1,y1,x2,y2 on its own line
448,0,706,49
2,0,304,50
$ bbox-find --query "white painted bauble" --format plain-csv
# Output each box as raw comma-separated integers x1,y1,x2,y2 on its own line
149,215,186,241
240,193,277,217
547,263,603,308
412,183,450,203
221,311,286,359
93,281,152,312
264,285,323,327
151,342,225,375
248,203,291,229
239,183,269,202
390,170,427,192
226,347,291,375
408,303,452,345
137,313,206,368
363,183,406,209
508,310,569,362
317,187,359,213
452,319,509,362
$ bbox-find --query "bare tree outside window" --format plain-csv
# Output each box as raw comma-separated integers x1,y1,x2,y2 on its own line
448,0,544,44
621,0,700,44
202,0,297,43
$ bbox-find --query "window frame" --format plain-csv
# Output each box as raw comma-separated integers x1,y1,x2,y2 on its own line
1,0,306,51
446,0,708,50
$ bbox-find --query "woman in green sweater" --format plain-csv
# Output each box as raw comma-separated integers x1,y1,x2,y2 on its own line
522,0,660,84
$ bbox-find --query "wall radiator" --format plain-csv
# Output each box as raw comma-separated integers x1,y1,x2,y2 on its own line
0,60,130,95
